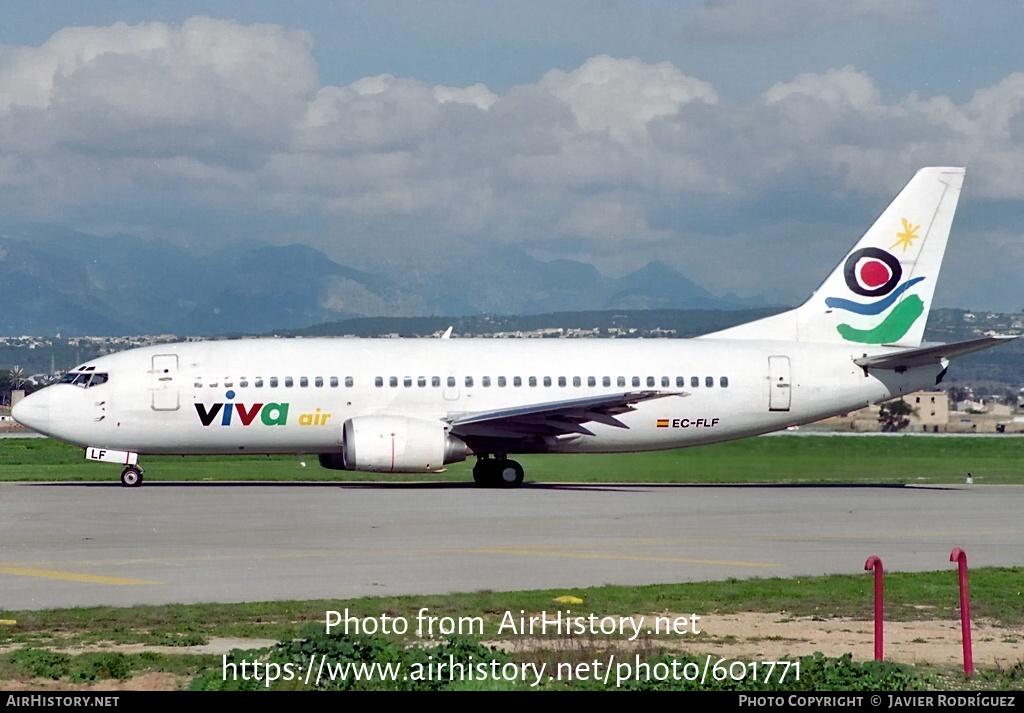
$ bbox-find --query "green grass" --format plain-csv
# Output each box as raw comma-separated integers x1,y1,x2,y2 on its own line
2,435,1023,484
2,568,1022,648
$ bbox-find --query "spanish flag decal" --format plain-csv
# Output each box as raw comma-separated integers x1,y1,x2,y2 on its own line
656,419,669,428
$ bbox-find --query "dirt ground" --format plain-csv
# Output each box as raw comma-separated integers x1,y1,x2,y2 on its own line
694,612,1022,668
2,613,1021,690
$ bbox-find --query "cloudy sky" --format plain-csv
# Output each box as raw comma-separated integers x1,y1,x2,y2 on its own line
1,1,1022,310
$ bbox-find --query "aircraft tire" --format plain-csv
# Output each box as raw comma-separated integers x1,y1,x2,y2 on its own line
120,467,143,488
496,460,524,489
472,460,493,487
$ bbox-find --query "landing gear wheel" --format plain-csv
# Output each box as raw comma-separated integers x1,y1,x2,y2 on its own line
472,459,494,487
120,467,143,488
472,458,525,488
496,460,524,489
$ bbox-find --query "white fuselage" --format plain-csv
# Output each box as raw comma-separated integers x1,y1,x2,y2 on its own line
17,337,939,456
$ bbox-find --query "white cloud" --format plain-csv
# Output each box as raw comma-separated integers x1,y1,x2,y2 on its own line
763,66,880,108
1,17,1023,309
537,55,718,140
432,83,497,111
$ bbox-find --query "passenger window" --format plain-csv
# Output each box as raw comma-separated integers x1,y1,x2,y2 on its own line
300,377,308,387
602,376,611,387
529,376,537,387
587,376,596,387
676,377,685,387
375,377,383,388
691,376,699,388
285,377,294,388
465,376,474,387
543,377,552,387
403,377,412,387
513,376,522,387
618,376,626,387
239,379,249,388
389,376,398,387
720,376,729,388
661,376,669,387
573,376,581,387
255,378,264,388
558,377,566,387
418,376,426,387
432,376,441,387
447,376,456,387
646,376,655,387
194,380,203,389
497,376,506,387
632,377,640,387
315,377,323,387
269,377,278,388
482,376,491,387
705,376,714,387
344,377,353,387
224,380,233,388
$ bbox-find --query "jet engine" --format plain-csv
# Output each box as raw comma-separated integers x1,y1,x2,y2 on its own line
319,416,469,473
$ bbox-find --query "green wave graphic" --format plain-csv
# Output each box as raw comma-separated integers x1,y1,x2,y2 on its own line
837,295,925,344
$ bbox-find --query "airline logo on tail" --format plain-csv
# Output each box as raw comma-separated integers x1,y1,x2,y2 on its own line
824,218,926,344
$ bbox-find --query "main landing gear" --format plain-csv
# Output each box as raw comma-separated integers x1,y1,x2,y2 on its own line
120,466,144,488
472,456,525,489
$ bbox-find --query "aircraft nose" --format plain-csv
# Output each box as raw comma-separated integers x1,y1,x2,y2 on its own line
11,389,51,434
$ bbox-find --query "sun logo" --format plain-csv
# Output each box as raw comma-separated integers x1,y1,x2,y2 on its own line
890,218,920,253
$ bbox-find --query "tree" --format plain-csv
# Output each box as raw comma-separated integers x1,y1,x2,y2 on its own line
1,367,35,407
878,399,916,432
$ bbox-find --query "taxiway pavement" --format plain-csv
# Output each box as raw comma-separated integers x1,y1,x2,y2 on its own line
1,482,1021,610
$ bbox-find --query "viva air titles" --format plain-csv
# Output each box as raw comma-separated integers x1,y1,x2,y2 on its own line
194,390,330,427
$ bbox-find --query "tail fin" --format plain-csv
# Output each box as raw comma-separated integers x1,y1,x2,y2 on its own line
704,167,965,347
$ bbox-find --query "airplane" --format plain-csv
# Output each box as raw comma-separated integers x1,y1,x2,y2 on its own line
12,167,1015,488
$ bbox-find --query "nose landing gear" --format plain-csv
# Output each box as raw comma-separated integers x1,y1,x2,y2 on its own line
120,466,144,488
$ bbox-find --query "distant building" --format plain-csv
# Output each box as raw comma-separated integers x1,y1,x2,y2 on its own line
909,391,949,432
813,390,950,433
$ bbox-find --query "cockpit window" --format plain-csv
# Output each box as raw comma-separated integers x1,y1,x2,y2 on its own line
59,371,109,388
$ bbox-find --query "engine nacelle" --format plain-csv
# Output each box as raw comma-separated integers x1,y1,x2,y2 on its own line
322,416,469,473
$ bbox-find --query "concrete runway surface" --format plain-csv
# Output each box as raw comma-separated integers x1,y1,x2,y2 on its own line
0,482,1021,610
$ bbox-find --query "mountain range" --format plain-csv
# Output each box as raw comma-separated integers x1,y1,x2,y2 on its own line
0,225,762,336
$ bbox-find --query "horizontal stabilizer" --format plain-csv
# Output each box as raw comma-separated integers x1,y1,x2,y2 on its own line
854,335,1017,370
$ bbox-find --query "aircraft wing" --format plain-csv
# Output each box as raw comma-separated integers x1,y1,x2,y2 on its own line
854,335,1017,370
449,390,685,438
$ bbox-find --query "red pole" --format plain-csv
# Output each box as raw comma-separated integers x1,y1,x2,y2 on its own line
864,556,883,661
950,547,974,676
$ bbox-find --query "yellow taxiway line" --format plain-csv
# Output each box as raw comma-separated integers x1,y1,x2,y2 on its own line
0,566,156,586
